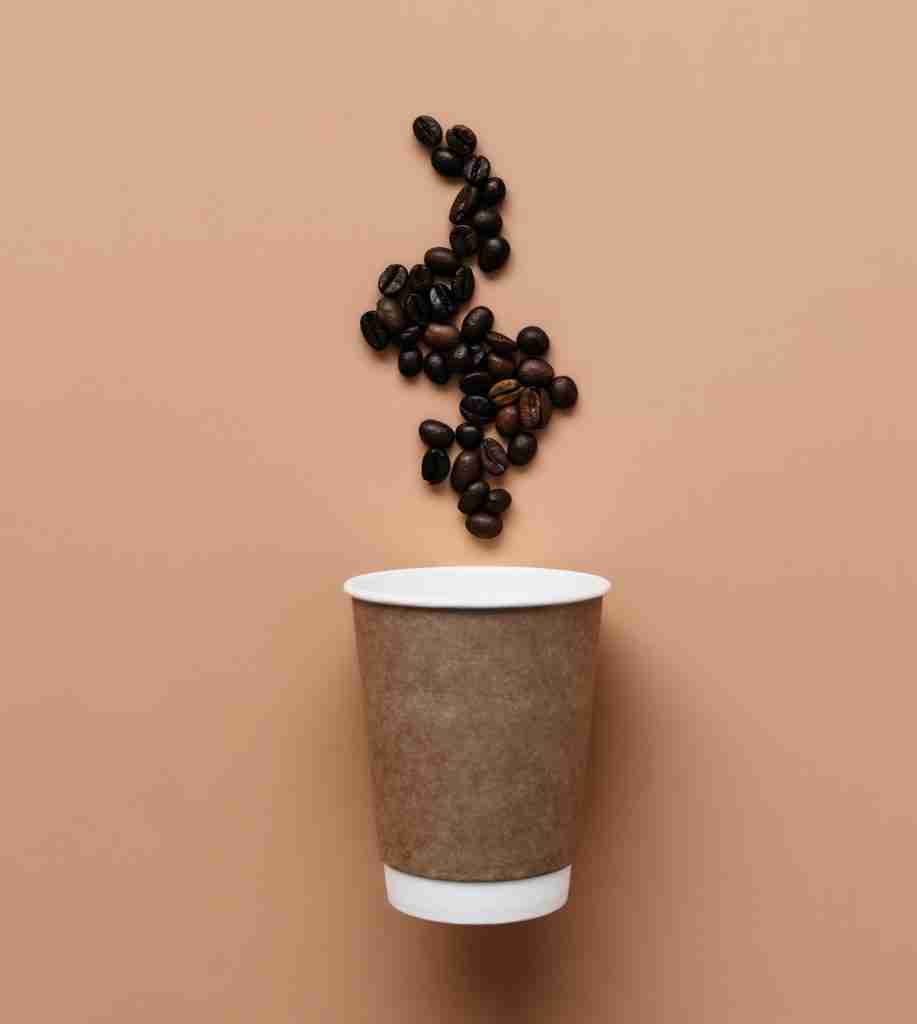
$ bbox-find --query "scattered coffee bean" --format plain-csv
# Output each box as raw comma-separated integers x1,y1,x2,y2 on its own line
446,125,477,157
460,306,494,341
424,246,461,276
424,323,460,349
489,378,524,406
479,177,506,206
458,479,490,514
466,342,489,372
450,449,482,492
419,419,455,449
478,236,511,272
408,263,434,292
424,350,451,385
485,331,517,357
360,311,389,351
431,146,464,176
455,423,483,449
447,343,473,373
397,325,423,348
550,375,578,409
398,349,423,377
459,394,496,427
471,208,502,237
449,184,479,225
538,387,553,427
517,325,550,356
464,155,491,185
452,265,475,303
481,437,510,476
487,353,516,380
495,403,521,438
378,264,408,296
466,512,502,539
508,432,538,466
485,488,512,515
422,448,450,484
376,296,405,333
450,224,478,258
412,115,443,148
403,289,432,326
517,358,555,387
519,387,543,430
460,370,494,396
429,282,458,322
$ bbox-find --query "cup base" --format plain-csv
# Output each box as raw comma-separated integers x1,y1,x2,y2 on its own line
383,864,571,924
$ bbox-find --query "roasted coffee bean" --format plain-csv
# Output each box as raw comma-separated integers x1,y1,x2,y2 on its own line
485,331,517,357
460,306,494,341
479,177,506,206
488,378,524,406
398,349,423,377
424,246,461,276
466,512,502,539
376,295,405,333
422,448,450,484
519,387,543,430
419,419,455,449
424,323,460,349
495,403,521,438
457,479,490,514
517,325,550,356
467,342,489,372
360,311,389,351
460,370,494,396
478,236,511,272
424,350,450,385
403,289,432,326
408,263,434,292
487,353,516,381
449,185,479,225
517,358,555,387
508,432,538,466
481,437,510,476
538,387,553,427
471,208,502,237
455,423,483,449
431,146,464,176
447,343,473,373
550,375,579,409
428,282,457,322
459,394,496,427
450,449,482,492
485,488,512,515
464,154,491,185
397,325,423,349
378,263,408,296
445,124,477,157
452,265,475,303
412,115,443,148
449,224,478,258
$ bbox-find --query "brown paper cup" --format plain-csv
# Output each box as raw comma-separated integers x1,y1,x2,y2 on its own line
345,566,609,924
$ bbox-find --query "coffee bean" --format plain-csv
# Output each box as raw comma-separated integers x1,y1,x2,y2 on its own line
450,224,478,258
471,208,502,237
424,350,451,385
487,353,516,381
428,282,457,322
455,423,483,449
360,311,389,351
466,342,489,372
488,378,523,406
538,386,553,428
519,387,543,430
397,325,423,349
378,263,408,296
424,323,460,349
478,236,511,272
446,124,477,157
485,488,512,515
466,512,503,539
464,154,491,185
459,394,496,427
508,432,538,466
495,403,521,438
412,115,443,148
398,349,423,377
517,325,550,356
444,343,470,373
431,146,464,176
403,290,432,326
408,263,434,292
481,437,510,476
424,246,461,276
460,370,494,396
449,185,479,225
422,448,450,484
550,375,578,409
452,265,475,303
517,358,555,387
479,177,506,207
419,419,455,449
485,331,517,357
376,296,405,333
460,306,494,341
458,479,490,514
450,449,482,492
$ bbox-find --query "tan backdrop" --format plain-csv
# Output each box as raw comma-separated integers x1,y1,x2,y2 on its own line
3,1,916,1021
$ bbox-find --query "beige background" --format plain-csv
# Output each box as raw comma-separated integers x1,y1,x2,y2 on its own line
2,1,916,1021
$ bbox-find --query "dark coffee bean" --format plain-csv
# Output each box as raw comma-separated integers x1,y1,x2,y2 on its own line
398,349,423,377
471,208,502,237
378,263,408,296
517,325,550,356
467,342,489,372
431,146,464,176
460,370,494,396
360,311,389,351
412,115,443,148
428,282,458,323
485,331,517,357
450,449,482,492
459,394,496,427
485,488,512,515
489,378,523,406
422,448,450,484
424,323,460,349
519,387,543,430
464,154,491,185
452,265,475,303
403,290,432,326
376,296,405,333
466,512,502,539
487,353,516,381
408,263,434,292
481,437,510,476
445,124,477,157
508,432,537,466
419,419,455,449
458,479,490,514
479,177,506,206
424,246,461,276
397,325,423,349
478,236,511,272
447,343,473,373
455,423,483,449
460,306,494,341
449,224,478,258
424,350,450,385
449,185,479,225
550,375,579,409
495,403,521,438
517,358,555,387
538,387,553,428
